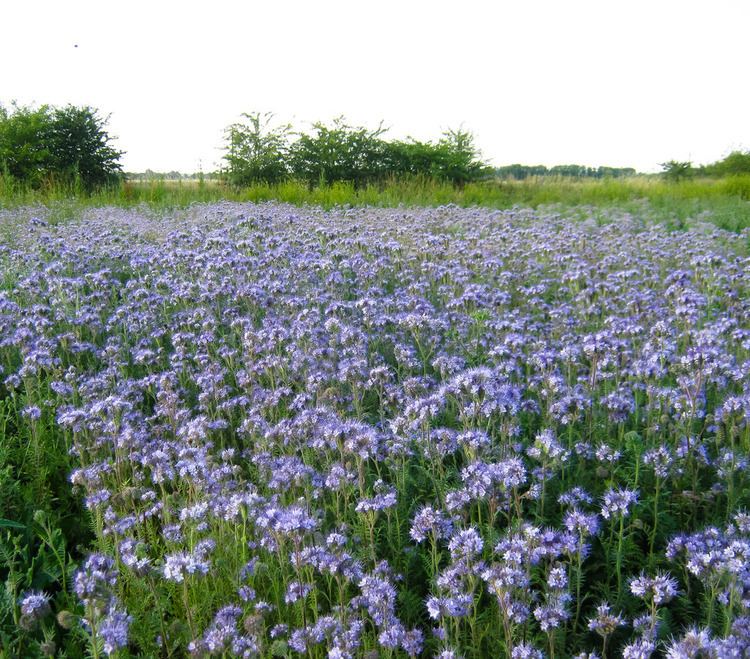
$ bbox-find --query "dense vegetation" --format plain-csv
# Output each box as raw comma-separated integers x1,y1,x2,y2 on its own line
2,202,750,657
223,113,491,188
2,101,750,228
494,165,637,180
4,175,750,235
0,103,123,191
661,152,750,181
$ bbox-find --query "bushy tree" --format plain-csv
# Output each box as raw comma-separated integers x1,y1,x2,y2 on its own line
379,139,436,179
0,103,53,186
288,117,388,188
380,130,490,186
223,114,490,188
433,128,489,186
223,112,291,186
46,105,123,188
495,163,549,180
703,151,750,177
596,166,636,178
660,160,694,182
0,103,123,189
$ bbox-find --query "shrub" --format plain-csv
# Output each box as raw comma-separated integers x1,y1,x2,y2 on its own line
223,113,490,188
223,112,291,186
0,103,123,190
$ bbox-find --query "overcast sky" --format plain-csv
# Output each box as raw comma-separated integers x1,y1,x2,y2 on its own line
3,0,748,173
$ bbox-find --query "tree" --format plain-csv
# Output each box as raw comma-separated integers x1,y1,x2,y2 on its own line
223,112,291,186
46,105,123,189
660,160,694,182
0,103,53,186
381,139,440,179
0,103,123,189
381,130,490,185
220,112,491,188
288,117,388,187
433,128,490,186
703,151,750,177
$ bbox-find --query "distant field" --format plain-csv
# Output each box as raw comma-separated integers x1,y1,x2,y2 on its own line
2,175,750,232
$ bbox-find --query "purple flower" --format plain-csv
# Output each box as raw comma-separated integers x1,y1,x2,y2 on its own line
601,487,638,520
564,509,601,537
378,622,403,649
74,554,118,606
410,505,453,543
162,549,211,582
527,428,568,463
285,581,313,604
643,446,674,478
358,573,396,627
20,591,51,620
664,627,714,658
587,602,625,638
629,571,679,605
99,601,132,656
22,405,42,420
512,643,545,659
533,596,569,632
355,480,397,513
622,638,656,659
448,527,484,562
401,627,423,656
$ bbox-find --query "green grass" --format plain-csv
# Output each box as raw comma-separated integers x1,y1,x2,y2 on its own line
3,174,750,230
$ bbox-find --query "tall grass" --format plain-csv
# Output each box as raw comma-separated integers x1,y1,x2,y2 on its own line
2,174,750,230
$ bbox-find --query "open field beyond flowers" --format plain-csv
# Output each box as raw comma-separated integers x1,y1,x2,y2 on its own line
2,203,750,658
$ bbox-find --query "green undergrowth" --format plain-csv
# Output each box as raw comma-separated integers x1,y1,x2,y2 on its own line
2,176,750,232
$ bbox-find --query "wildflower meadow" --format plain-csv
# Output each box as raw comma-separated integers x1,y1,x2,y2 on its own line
2,202,750,658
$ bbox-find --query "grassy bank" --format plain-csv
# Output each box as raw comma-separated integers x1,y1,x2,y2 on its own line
2,175,750,231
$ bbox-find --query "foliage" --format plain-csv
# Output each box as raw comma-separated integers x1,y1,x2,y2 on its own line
0,103,123,191
701,150,750,177
2,202,750,656
222,113,490,188
45,105,124,189
496,164,638,179
382,129,491,187
223,112,291,186
661,152,750,182
443,128,492,184
287,117,388,187
660,160,694,182
3,176,750,233
0,104,54,187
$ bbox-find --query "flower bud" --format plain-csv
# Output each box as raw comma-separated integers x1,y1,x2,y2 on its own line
40,640,57,657
57,610,77,630
19,614,37,632
243,613,263,635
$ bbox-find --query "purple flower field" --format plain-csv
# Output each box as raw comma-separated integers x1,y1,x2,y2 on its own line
2,202,750,657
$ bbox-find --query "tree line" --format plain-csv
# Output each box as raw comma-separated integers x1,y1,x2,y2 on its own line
223,113,491,187
494,164,637,180
3,102,750,192
661,152,750,181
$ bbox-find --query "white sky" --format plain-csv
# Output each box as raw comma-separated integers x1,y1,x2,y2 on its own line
2,0,748,174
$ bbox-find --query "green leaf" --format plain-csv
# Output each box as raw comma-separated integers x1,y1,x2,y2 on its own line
0,518,24,530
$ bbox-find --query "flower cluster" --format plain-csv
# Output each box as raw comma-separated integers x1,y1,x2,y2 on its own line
3,202,750,657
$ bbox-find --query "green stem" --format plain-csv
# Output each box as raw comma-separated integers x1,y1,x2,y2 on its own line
615,515,625,599
649,477,660,556
183,579,196,640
